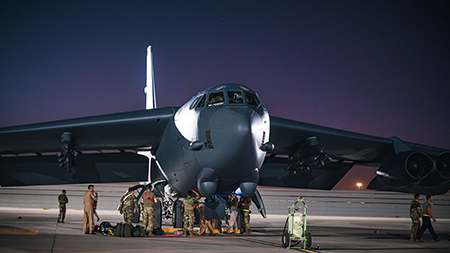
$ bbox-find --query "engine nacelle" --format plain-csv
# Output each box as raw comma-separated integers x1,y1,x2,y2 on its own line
376,151,433,188
418,151,450,187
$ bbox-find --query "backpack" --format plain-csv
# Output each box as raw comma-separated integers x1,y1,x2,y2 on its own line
104,227,115,236
100,221,113,235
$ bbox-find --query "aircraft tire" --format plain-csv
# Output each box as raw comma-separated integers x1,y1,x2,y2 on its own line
173,200,183,228
154,200,162,228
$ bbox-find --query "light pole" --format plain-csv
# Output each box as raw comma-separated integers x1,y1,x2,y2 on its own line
356,182,362,191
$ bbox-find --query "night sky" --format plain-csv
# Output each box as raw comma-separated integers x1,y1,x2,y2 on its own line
1,1,449,191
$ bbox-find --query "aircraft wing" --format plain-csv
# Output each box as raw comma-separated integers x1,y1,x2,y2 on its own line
0,107,177,186
259,116,450,194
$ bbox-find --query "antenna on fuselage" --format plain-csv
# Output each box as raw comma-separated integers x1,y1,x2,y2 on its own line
144,45,156,109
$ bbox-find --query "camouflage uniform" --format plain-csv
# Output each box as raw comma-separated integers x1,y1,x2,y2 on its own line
142,190,156,235
410,199,422,240
239,196,251,234
57,192,68,222
118,191,139,224
182,191,201,236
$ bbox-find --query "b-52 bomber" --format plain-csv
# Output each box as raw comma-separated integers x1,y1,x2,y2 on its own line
1,46,449,226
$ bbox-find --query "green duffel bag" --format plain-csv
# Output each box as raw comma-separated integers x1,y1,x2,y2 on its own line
123,223,133,237
115,223,124,237
132,225,144,237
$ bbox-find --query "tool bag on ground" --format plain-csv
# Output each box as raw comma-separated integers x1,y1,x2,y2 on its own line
114,222,144,237
115,222,131,237
131,225,144,237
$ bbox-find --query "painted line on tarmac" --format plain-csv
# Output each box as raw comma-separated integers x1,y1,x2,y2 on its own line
228,235,317,252
0,228,39,235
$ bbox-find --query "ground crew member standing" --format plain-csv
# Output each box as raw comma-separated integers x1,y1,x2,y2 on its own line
226,193,239,234
416,194,441,242
409,193,422,241
83,185,97,234
141,185,157,236
194,202,216,236
182,190,201,237
57,189,68,223
239,196,252,234
118,187,139,224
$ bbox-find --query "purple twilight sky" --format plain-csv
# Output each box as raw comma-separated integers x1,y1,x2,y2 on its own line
1,1,449,190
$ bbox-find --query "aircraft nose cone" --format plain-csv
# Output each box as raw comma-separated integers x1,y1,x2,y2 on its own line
207,107,263,177
210,107,250,148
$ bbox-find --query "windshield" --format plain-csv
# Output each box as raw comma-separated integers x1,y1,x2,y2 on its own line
208,92,225,107
227,91,244,104
245,92,263,108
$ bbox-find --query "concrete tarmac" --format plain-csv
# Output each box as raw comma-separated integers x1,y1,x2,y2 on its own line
1,209,449,252
0,184,449,252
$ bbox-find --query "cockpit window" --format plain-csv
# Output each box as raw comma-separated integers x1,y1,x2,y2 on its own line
208,92,225,107
227,91,244,104
196,94,206,108
189,95,203,109
245,92,263,108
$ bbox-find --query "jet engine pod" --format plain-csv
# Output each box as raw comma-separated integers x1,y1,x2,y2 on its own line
239,168,260,197
376,151,433,188
197,167,218,196
418,151,450,187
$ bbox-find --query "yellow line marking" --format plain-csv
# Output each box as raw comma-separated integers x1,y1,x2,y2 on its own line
0,228,39,235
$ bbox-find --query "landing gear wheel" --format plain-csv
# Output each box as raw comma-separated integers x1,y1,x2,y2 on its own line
154,200,162,228
282,231,291,248
173,200,183,228
132,185,145,223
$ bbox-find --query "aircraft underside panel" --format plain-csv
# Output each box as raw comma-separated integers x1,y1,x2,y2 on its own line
259,157,354,190
0,153,149,186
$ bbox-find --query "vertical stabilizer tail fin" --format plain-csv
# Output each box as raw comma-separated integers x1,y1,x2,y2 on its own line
145,45,157,109
140,45,157,185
